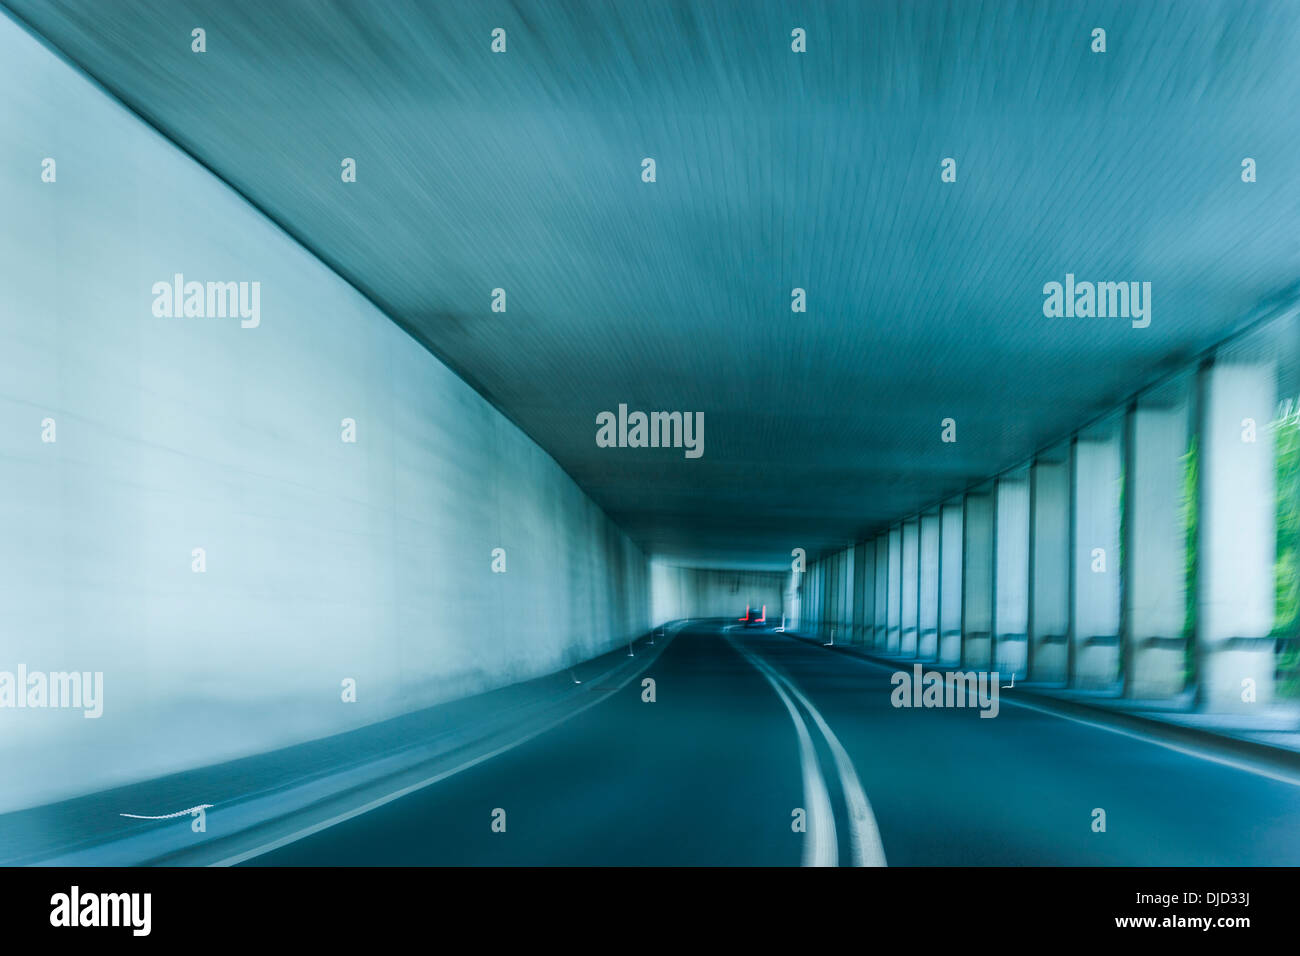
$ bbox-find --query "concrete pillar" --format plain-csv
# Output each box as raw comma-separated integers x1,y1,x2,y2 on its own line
919,513,940,659
1198,360,1277,711
842,548,852,639
874,536,889,650
1029,459,1070,682
844,547,855,637
995,475,1030,676
799,563,809,631
805,561,816,631
822,552,832,636
853,541,871,644
839,546,854,642
811,561,821,634
1124,402,1190,698
805,561,817,631
815,560,825,635
962,492,994,667
829,551,838,637
821,556,832,639
832,550,842,638
826,550,835,634
901,520,920,655
939,501,964,665
821,561,832,634
887,526,902,652
821,555,832,639
1072,433,1123,688
785,567,802,631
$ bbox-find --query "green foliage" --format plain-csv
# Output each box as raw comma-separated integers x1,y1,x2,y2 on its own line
1274,418,1300,697
1177,420,1300,697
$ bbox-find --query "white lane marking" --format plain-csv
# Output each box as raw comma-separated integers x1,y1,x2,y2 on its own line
804,640,1300,789
206,626,684,866
761,663,887,867
1003,696,1300,789
724,630,837,867
732,635,886,866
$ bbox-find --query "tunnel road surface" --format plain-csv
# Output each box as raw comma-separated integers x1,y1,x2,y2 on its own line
245,622,1300,866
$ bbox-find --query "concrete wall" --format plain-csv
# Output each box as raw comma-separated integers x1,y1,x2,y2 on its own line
650,564,786,623
0,16,650,813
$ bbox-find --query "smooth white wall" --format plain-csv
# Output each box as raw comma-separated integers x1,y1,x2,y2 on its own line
0,15,649,812
650,564,786,622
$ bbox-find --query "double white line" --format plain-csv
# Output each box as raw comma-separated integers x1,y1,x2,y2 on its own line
724,630,887,867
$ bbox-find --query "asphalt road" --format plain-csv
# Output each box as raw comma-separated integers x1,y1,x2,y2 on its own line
246,622,1300,865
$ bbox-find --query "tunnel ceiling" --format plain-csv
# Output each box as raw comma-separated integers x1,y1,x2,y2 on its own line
8,0,1300,570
